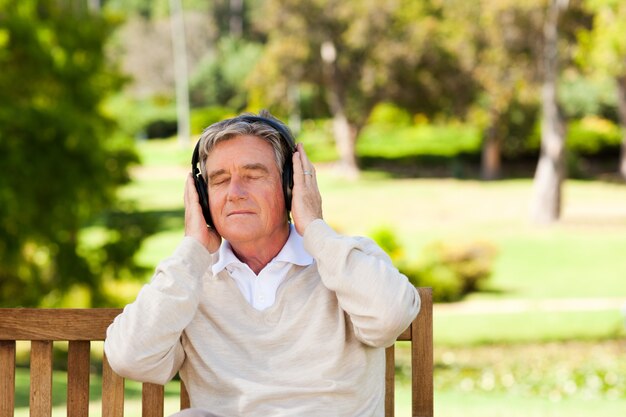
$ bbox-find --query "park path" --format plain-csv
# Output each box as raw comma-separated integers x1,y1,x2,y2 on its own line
435,297,626,315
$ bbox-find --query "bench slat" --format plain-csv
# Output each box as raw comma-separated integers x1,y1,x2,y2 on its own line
0,309,121,341
142,383,164,417
0,341,16,417
413,287,434,417
102,353,125,417
68,341,91,417
180,380,190,410
30,341,53,417
384,345,395,417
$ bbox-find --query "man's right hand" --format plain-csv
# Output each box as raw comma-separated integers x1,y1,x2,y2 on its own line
184,174,221,253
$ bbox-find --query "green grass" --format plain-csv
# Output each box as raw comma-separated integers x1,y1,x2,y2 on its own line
134,138,192,168
434,390,626,417
435,310,625,346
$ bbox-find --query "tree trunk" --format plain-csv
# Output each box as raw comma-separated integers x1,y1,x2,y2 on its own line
531,0,567,224
321,40,360,178
616,74,626,179
230,0,243,38
481,109,502,180
332,113,359,178
169,0,190,146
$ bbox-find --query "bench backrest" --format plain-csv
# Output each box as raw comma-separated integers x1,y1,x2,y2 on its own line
0,287,432,417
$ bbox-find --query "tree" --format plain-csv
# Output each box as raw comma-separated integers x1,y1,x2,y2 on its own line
530,0,571,224
0,0,152,307
169,0,191,145
108,11,216,100
577,0,626,178
440,1,545,180
251,0,475,177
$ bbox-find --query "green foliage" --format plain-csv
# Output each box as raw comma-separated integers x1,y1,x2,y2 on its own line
297,119,340,163
0,1,151,307
559,73,618,120
409,241,497,302
357,123,482,158
254,0,476,128
104,95,177,139
367,102,413,128
527,115,623,158
567,116,622,155
369,227,497,302
369,226,404,262
189,36,263,110
190,106,235,135
406,240,498,302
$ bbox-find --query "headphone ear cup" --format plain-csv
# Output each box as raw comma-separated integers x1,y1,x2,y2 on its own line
283,161,293,210
194,174,213,228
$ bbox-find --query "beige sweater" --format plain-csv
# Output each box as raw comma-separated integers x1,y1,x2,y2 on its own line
105,220,420,417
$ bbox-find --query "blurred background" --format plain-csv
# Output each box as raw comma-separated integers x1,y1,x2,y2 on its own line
1,0,625,416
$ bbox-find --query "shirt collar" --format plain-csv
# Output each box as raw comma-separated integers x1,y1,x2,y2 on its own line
211,224,313,276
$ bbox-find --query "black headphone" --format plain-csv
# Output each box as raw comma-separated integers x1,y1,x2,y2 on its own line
191,115,296,228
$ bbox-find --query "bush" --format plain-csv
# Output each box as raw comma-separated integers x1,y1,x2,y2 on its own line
567,116,622,156
369,227,497,302
369,226,404,262
190,106,235,135
367,102,413,127
105,95,177,139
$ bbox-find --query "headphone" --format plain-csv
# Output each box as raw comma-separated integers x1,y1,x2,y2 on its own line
191,115,296,228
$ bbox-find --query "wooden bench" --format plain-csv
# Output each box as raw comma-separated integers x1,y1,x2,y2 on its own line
0,287,432,417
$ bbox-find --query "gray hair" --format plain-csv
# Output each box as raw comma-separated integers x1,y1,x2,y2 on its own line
198,110,291,181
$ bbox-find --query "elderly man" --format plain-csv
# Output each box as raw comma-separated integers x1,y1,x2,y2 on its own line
104,111,420,417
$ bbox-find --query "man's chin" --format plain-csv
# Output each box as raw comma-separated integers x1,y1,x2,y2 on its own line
218,222,261,243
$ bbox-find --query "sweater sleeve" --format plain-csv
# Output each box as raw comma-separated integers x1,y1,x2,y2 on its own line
303,219,420,348
104,237,213,384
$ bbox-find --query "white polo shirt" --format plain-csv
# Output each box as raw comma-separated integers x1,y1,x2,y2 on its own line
211,224,314,311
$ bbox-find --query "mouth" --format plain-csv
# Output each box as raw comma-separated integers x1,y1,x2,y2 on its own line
227,210,255,217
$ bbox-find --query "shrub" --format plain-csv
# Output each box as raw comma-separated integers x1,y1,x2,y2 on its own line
369,226,404,262
411,241,497,298
190,106,235,134
567,116,622,156
367,102,413,127
370,227,498,302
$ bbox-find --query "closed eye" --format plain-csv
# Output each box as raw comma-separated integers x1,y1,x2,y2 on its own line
208,170,230,186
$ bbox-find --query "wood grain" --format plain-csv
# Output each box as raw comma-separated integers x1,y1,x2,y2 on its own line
0,341,16,417
142,383,164,417
102,353,125,417
67,341,91,417
0,309,121,341
412,287,434,417
30,341,53,417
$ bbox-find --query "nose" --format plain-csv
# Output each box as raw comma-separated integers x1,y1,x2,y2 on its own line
226,175,247,201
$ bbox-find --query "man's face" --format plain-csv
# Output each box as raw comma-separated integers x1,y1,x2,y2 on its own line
205,135,287,246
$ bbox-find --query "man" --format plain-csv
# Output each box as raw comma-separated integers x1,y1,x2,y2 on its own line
105,111,420,417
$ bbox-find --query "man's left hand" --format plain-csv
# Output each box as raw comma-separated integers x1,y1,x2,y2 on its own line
291,143,323,236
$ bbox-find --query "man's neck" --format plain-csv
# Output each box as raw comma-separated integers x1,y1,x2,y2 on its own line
230,224,290,275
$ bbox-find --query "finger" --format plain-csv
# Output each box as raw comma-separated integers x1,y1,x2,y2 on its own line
297,143,315,173
295,143,316,184
292,148,305,186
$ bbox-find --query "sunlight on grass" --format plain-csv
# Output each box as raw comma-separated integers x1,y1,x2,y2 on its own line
435,309,624,346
